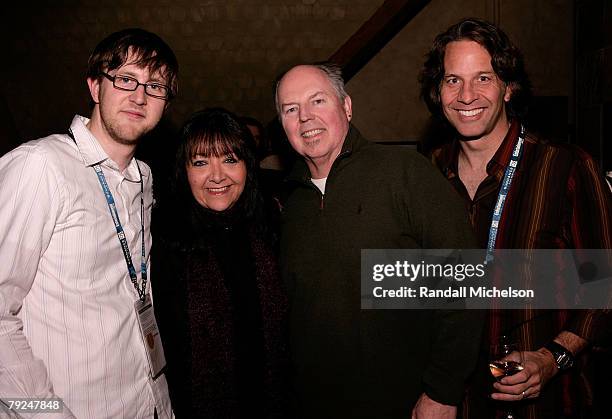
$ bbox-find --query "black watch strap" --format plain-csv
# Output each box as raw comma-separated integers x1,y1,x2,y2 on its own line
545,341,575,371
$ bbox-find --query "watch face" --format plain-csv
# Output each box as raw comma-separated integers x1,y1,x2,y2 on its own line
547,342,575,370
556,353,573,369
560,355,573,369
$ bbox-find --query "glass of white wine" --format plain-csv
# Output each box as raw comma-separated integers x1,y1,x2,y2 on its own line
489,336,525,419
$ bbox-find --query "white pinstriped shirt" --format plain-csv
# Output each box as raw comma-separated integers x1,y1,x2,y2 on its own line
0,116,172,418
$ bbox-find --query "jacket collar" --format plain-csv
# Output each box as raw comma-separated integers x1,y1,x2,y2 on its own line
286,124,366,184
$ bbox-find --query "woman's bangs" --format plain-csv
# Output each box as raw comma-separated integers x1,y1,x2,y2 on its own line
188,133,243,159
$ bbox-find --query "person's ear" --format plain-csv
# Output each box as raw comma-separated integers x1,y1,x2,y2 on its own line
87,77,101,104
344,95,353,121
504,83,513,102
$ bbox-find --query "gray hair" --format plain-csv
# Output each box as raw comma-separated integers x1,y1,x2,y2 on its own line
274,62,348,115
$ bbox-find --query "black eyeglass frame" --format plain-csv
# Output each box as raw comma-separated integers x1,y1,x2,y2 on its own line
100,72,172,100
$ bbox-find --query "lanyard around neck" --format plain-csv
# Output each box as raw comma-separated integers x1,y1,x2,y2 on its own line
68,129,148,301
485,124,526,263
93,163,148,301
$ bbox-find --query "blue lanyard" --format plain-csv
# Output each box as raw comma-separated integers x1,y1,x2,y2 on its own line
93,162,148,302
485,125,526,263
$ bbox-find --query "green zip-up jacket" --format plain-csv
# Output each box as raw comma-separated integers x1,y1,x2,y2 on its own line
280,126,484,418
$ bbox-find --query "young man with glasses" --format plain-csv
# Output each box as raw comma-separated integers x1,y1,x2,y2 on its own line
0,28,177,418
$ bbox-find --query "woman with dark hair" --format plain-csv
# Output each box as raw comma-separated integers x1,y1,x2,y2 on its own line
151,108,288,418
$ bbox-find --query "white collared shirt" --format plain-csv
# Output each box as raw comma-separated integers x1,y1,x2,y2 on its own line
0,115,172,418
311,177,328,195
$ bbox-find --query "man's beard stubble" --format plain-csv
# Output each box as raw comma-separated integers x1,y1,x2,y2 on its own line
102,112,150,147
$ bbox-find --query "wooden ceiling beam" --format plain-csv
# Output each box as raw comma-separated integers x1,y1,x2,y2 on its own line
329,0,431,82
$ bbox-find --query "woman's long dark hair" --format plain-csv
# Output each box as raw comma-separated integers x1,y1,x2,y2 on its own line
174,107,266,228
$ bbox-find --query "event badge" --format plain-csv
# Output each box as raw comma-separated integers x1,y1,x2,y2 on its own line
134,294,166,379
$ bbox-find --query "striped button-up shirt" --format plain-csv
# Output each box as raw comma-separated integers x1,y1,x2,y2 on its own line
0,115,172,418
432,119,612,418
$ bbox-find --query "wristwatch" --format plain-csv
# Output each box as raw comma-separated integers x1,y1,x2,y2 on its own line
545,341,575,371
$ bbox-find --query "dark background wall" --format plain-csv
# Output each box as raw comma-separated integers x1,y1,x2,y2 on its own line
1,0,383,146
576,0,612,171
0,0,606,170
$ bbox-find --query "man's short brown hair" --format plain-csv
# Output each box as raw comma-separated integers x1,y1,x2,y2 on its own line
86,28,178,98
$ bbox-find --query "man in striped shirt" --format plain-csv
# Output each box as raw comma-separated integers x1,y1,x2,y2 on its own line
0,29,177,418
421,18,612,419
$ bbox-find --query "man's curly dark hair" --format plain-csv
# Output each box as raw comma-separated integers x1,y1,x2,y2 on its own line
419,17,531,121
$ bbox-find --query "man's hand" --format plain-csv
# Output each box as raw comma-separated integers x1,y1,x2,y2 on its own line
411,393,456,419
491,348,557,401
491,331,587,401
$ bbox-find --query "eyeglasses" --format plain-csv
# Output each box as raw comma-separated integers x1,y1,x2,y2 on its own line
101,72,171,100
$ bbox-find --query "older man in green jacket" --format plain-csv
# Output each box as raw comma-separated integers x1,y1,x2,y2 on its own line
275,62,484,419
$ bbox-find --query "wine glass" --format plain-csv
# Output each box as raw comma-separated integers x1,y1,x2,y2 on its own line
489,336,525,419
